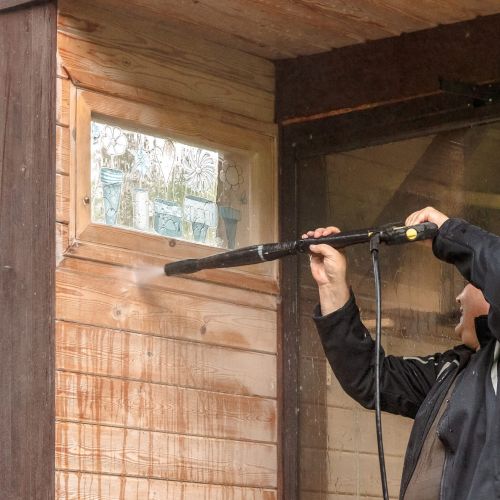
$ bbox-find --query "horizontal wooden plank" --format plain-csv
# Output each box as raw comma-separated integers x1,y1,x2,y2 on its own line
56,421,277,487
56,263,277,353
66,240,279,296
56,172,70,223
56,471,277,499
78,89,275,154
300,493,377,500
300,448,402,497
57,76,70,126
58,257,277,311
58,32,274,123
60,65,277,136
56,124,70,174
300,404,411,457
56,371,277,442
56,321,277,398
76,224,278,282
58,0,274,93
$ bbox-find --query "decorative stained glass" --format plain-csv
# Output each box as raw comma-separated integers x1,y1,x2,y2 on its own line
90,119,249,249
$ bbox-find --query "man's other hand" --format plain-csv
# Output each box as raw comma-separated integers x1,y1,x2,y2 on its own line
405,206,449,228
302,226,350,315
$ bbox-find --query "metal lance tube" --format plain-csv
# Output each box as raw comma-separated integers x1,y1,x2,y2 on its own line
164,222,438,276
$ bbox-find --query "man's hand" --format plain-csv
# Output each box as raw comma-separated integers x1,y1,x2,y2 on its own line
302,226,350,315
405,206,449,228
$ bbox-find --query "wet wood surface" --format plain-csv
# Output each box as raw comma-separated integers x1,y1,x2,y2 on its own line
56,471,277,500
56,321,277,399
56,262,277,353
55,1,279,496
56,421,277,487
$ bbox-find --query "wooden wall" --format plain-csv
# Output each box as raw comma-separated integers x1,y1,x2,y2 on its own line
55,1,278,498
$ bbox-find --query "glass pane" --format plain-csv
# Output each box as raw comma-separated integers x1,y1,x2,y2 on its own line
297,123,500,498
90,119,249,249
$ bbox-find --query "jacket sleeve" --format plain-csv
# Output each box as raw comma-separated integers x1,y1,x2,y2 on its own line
433,218,500,340
313,292,446,419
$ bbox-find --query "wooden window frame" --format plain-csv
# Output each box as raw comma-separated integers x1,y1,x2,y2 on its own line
69,89,278,293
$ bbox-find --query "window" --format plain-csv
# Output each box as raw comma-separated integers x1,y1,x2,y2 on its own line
72,90,277,287
91,120,249,249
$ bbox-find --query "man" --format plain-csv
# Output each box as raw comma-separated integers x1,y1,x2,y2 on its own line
303,206,500,500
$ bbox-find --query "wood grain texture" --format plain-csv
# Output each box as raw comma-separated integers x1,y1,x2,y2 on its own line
0,2,56,499
58,257,277,311
56,421,277,487
56,471,277,500
278,129,300,500
56,172,70,223
56,321,277,398
56,263,277,353
56,124,70,174
56,371,277,442
64,240,279,296
57,76,70,125
58,0,274,93
58,32,273,123
300,448,403,497
59,0,500,60
62,59,277,136
276,13,500,121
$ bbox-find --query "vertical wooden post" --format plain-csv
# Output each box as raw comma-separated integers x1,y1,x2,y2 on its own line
278,127,300,500
0,1,56,498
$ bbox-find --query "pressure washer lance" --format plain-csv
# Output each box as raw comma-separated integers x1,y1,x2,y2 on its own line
164,221,438,276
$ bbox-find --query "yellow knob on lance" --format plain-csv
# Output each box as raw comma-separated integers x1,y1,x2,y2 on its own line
406,228,418,241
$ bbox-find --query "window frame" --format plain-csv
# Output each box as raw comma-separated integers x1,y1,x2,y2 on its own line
71,89,278,292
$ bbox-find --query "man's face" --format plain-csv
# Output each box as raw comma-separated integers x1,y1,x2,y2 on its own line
455,283,490,351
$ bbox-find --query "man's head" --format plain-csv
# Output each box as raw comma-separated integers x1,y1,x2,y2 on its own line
456,283,490,351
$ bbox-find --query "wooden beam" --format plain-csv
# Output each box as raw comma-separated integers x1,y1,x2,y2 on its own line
276,13,500,122
278,127,300,500
282,87,500,159
0,2,56,499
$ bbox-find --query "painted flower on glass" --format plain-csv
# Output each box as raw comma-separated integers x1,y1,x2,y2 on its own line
156,139,176,184
133,147,151,177
182,147,217,193
219,159,244,190
102,126,128,156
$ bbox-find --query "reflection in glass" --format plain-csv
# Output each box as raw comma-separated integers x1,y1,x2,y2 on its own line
297,124,500,498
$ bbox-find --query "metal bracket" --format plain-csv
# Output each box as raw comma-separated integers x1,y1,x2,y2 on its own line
439,77,500,107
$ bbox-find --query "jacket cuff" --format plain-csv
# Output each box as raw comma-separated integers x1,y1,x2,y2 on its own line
313,289,357,331
432,218,469,262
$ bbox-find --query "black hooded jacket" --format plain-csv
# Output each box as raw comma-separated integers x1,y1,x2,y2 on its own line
313,218,500,499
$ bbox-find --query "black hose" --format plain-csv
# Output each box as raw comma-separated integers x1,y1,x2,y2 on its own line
370,234,389,500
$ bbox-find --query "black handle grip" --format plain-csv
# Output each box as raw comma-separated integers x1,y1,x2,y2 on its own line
381,222,438,245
